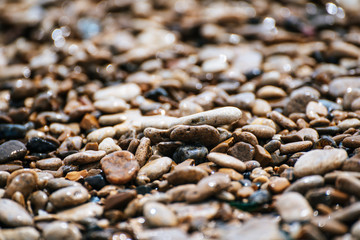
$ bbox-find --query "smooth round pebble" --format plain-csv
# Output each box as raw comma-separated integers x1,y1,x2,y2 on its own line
143,202,178,227
42,221,82,240
49,186,89,208
0,199,33,227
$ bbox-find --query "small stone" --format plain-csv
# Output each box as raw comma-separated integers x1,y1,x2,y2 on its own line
268,177,290,194
166,166,208,185
94,98,129,113
80,114,100,131
336,175,360,199
27,137,59,153
279,141,313,155
284,87,320,115
306,101,328,120
285,175,324,194
0,140,27,163
218,168,244,181
227,142,255,162
101,150,140,185
254,145,272,167
338,118,360,131
351,220,360,239
94,83,141,102
0,227,40,240
84,174,106,190
207,152,246,172
35,158,62,170
306,187,349,206
49,186,89,209
275,192,313,222
0,199,33,227
342,135,360,148
104,190,137,210
268,111,297,130
0,124,28,139
29,191,48,214
87,127,116,142
252,99,272,117
170,125,220,147
173,144,208,164
166,184,197,202
135,137,152,167
136,157,172,185
233,130,258,146
294,149,348,177
42,221,82,240
202,57,229,73
248,190,271,205
98,113,127,126
56,202,103,222
99,137,121,154
143,202,178,227
242,125,276,139
64,150,106,165
5,171,37,198
257,86,286,99
46,178,82,192
311,217,348,236
329,77,360,98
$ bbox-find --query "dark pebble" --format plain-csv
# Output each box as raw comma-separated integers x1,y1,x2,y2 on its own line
248,190,271,205
314,136,337,149
27,137,59,153
0,124,28,139
84,174,106,190
306,187,349,207
0,140,27,164
315,126,340,135
136,185,152,195
239,179,252,187
144,87,168,101
173,144,208,164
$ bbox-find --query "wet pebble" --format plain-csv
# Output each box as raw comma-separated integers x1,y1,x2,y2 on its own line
36,157,62,170
242,124,276,139
338,118,360,131
98,137,121,154
143,202,178,227
27,137,59,153
136,157,172,185
248,190,271,205
135,137,152,167
268,177,290,194
56,202,103,222
228,142,255,162
329,77,360,98
0,123,28,139
166,166,208,185
173,144,208,164
207,152,246,172
279,141,313,155
5,171,38,198
170,125,220,146
101,150,139,185
87,127,116,143
294,149,348,177
275,192,313,222
0,199,33,227
342,135,360,148
0,227,40,240
285,175,324,194
94,83,141,102
49,186,89,209
257,86,286,99
64,150,106,165
336,175,360,199
42,221,82,240
268,111,297,130
0,140,27,163
306,101,328,120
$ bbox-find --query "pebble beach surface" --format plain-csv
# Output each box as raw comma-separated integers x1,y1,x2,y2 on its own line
1,0,360,239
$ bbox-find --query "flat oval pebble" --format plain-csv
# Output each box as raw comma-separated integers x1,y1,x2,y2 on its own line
173,144,208,164
101,150,140,185
257,86,286,99
64,150,106,165
342,135,360,148
0,199,33,227
5,171,37,198
294,149,348,177
98,113,127,126
42,221,81,240
166,166,208,185
0,140,27,163
87,127,116,142
0,227,40,240
143,202,178,227
136,157,172,185
27,137,59,153
207,152,246,172
284,175,324,194
94,98,129,113
202,57,229,73
49,186,89,208
56,202,103,222
275,192,313,222
170,125,220,146
306,101,328,120
242,125,276,139
329,77,360,98
279,141,313,155
252,99,272,117
94,83,141,101
36,157,62,170
338,118,360,131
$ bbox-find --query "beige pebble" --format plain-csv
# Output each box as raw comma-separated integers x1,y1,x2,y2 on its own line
143,202,178,227
98,113,127,126
268,177,290,194
268,111,297,130
42,221,82,240
0,227,40,240
136,157,172,185
218,168,244,181
99,137,121,154
87,127,116,142
242,124,276,139
63,150,106,165
49,185,89,209
135,137,152,167
94,83,141,102
279,141,313,155
275,192,313,222
202,57,229,73
207,152,246,172
252,99,272,117
256,86,286,99
56,202,103,222
94,98,129,113
0,199,33,227
306,101,328,120
36,158,62,171
166,166,208,185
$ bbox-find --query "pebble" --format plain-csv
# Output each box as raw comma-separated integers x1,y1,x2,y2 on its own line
36,157,62,170
252,99,272,116
233,130,258,146
275,192,313,222
248,190,272,205
27,137,59,153
328,77,360,98
294,149,348,177
56,202,103,222
173,144,208,164
0,123,28,139
5,171,38,198
94,98,129,113
279,141,313,155
207,152,246,172
342,153,360,171
336,175,360,199
254,145,272,167
166,166,208,185
64,150,106,165
101,150,140,185
46,178,81,192
94,83,141,102
143,202,178,227
284,175,324,194
306,101,328,120
136,157,172,185
0,171,9,187
351,220,360,239
49,186,89,209
330,202,360,223
0,227,40,240
98,137,121,153
86,127,116,142
311,217,348,236
242,124,276,139
42,221,82,240
227,142,255,162
80,114,100,131
135,137,152,167
342,135,360,148
0,140,27,163
284,87,319,115
29,191,48,214
268,111,297,130
256,86,286,99
228,92,256,109
185,173,231,203
84,174,106,190
306,187,349,206
268,177,290,194
98,113,127,126
0,199,33,227
202,57,229,73
170,125,220,146
218,168,243,181
338,118,360,131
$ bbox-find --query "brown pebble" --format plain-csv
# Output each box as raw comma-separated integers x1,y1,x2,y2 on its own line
242,125,276,139
101,151,140,185
342,135,360,148
218,168,244,181
268,111,297,130
170,125,220,147
233,129,258,146
280,141,313,155
207,152,246,172
135,137,152,167
166,166,208,185
80,114,99,131
268,177,290,194
228,142,255,162
64,150,106,165
254,145,272,167
36,158,62,171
